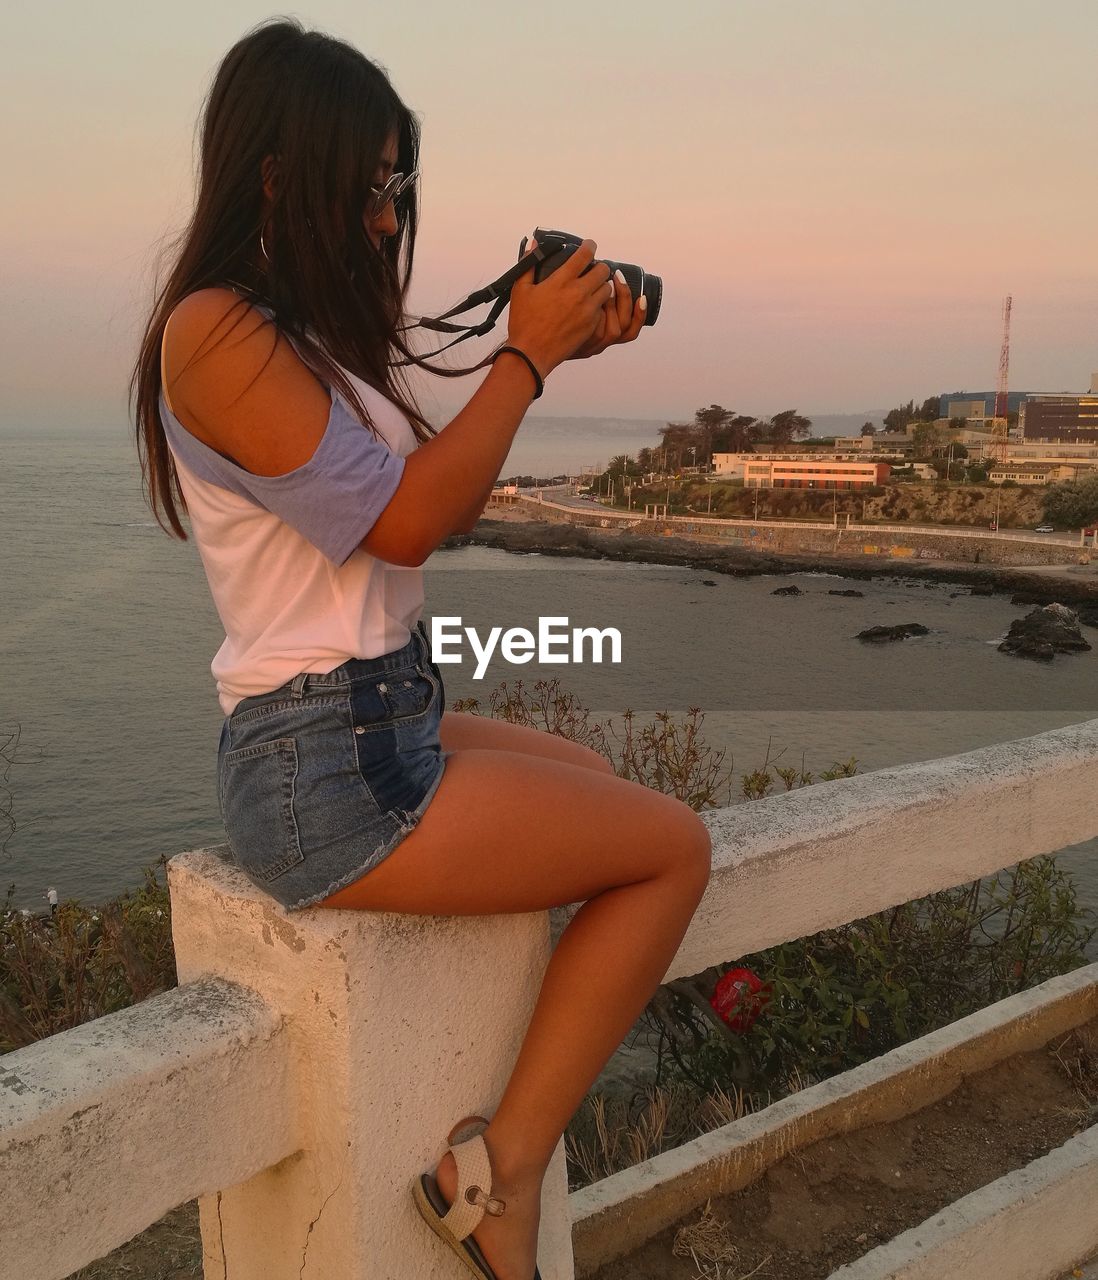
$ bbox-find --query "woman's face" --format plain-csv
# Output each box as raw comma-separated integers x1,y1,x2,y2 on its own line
365,133,401,250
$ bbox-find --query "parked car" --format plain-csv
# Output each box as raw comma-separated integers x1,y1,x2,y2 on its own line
1034,524,1055,533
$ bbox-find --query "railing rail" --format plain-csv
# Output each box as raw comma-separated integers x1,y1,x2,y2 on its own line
1,979,295,1279
3,719,1097,1278
515,494,1093,548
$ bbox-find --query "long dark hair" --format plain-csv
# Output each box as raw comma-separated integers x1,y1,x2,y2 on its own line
130,17,438,539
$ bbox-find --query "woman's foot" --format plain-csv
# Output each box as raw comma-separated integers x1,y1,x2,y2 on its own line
434,1137,544,1280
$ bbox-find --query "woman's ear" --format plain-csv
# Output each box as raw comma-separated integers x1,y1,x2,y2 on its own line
261,153,280,201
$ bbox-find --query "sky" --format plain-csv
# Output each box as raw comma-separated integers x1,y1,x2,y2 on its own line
2,0,1097,428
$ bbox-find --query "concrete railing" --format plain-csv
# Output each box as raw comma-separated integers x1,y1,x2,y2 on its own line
3,720,1098,1279
523,494,1089,548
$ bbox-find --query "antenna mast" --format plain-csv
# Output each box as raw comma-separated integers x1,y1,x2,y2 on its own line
990,295,1012,463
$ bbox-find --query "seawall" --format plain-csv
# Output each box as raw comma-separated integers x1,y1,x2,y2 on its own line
446,512,1098,605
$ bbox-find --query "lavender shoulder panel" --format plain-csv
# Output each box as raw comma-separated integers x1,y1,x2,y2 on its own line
159,389,406,567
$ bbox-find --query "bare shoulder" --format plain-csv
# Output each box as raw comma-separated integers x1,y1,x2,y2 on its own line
163,287,332,477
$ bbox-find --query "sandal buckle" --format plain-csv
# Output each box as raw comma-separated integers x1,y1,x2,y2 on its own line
465,1185,506,1216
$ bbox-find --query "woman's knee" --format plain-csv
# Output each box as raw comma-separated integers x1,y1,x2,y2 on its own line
651,803,712,893
682,809,713,892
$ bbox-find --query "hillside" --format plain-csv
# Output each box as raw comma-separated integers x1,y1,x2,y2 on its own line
639,481,1046,529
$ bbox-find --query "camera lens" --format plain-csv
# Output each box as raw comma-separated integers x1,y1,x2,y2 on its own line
606,261,661,327
641,273,662,326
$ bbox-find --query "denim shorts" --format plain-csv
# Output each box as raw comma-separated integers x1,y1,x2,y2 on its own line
216,620,449,911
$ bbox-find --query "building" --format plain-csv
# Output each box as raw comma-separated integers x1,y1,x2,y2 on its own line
938,390,1030,421
988,464,1078,486
1004,442,1098,464
713,454,890,489
1021,381,1098,443
832,433,915,456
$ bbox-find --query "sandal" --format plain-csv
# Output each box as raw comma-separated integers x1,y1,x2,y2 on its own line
412,1114,543,1280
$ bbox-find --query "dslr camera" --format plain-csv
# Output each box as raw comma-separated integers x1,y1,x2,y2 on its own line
518,228,662,326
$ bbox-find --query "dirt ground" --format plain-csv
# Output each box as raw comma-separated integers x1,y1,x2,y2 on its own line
67,1021,1097,1280
71,1203,201,1280
592,1019,1098,1280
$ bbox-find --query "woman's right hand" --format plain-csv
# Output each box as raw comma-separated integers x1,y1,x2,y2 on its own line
505,237,614,379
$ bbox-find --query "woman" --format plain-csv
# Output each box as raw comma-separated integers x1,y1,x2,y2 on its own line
132,19,711,1280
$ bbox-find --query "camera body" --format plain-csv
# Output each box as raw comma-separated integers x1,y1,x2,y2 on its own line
517,228,662,326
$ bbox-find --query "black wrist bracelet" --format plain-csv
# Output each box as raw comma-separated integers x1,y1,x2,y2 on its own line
493,345,544,400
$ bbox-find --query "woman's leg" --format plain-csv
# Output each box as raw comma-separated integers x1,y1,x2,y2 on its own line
317,747,711,1279
438,709,615,775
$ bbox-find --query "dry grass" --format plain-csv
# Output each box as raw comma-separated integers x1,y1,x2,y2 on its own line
566,1083,753,1188
1048,1027,1098,1130
672,1200,771,1280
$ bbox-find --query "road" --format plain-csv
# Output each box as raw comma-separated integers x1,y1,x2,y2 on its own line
516,491,1092,547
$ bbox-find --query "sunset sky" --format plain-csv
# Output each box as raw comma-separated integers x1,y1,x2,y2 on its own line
3,1,1096,428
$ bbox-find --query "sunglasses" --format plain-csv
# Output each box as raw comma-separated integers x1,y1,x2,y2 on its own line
367,170,418,220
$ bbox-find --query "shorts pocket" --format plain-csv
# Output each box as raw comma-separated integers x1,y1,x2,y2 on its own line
220,737,305,882
380,665,438,722
350,666,442,817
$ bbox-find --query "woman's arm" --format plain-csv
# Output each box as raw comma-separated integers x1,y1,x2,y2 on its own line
440,275,649,537
164,241,630,567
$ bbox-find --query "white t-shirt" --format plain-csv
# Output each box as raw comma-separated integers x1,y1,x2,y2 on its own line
159,307,424,715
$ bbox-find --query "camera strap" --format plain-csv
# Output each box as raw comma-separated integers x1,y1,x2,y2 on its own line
393,247,545,368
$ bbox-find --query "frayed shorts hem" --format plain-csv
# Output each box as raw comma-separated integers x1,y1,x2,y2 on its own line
282,748,451,912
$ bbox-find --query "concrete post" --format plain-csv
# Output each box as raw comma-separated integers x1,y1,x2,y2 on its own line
168,848,574,1280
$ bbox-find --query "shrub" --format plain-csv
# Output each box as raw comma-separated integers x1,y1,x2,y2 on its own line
645,856,1094,1101
1,860,176,1052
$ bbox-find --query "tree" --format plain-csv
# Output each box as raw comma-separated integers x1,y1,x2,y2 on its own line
693,405,734,470
658,422,696,472
911,420,944,457
860,422,877,437
764,409,812,446
884,397,942,433
884,400,916,433
1042,475,1098,528
716,414,761,453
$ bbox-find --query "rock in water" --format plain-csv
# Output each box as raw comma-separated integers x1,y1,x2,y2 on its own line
1078,604,1098,629
829,589,865,598
998,604,1092,661
772,584,802,596
856,623,930,643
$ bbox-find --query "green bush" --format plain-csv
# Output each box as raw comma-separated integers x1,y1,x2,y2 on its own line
1,860,177,1052
647,857,1095,1101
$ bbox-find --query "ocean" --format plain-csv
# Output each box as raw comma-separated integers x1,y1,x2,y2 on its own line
2,415,1096,942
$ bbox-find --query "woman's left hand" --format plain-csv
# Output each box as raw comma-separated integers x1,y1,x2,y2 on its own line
567,270,647,360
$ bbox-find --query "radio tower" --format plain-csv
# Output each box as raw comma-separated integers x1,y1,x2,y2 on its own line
989,295,1012,464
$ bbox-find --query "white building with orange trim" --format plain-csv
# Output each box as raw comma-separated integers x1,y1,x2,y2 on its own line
712,453,891,489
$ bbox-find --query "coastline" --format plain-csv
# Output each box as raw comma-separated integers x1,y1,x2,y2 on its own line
443,517,1098,604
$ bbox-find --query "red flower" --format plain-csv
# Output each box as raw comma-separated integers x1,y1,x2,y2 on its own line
710,967,771,1033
